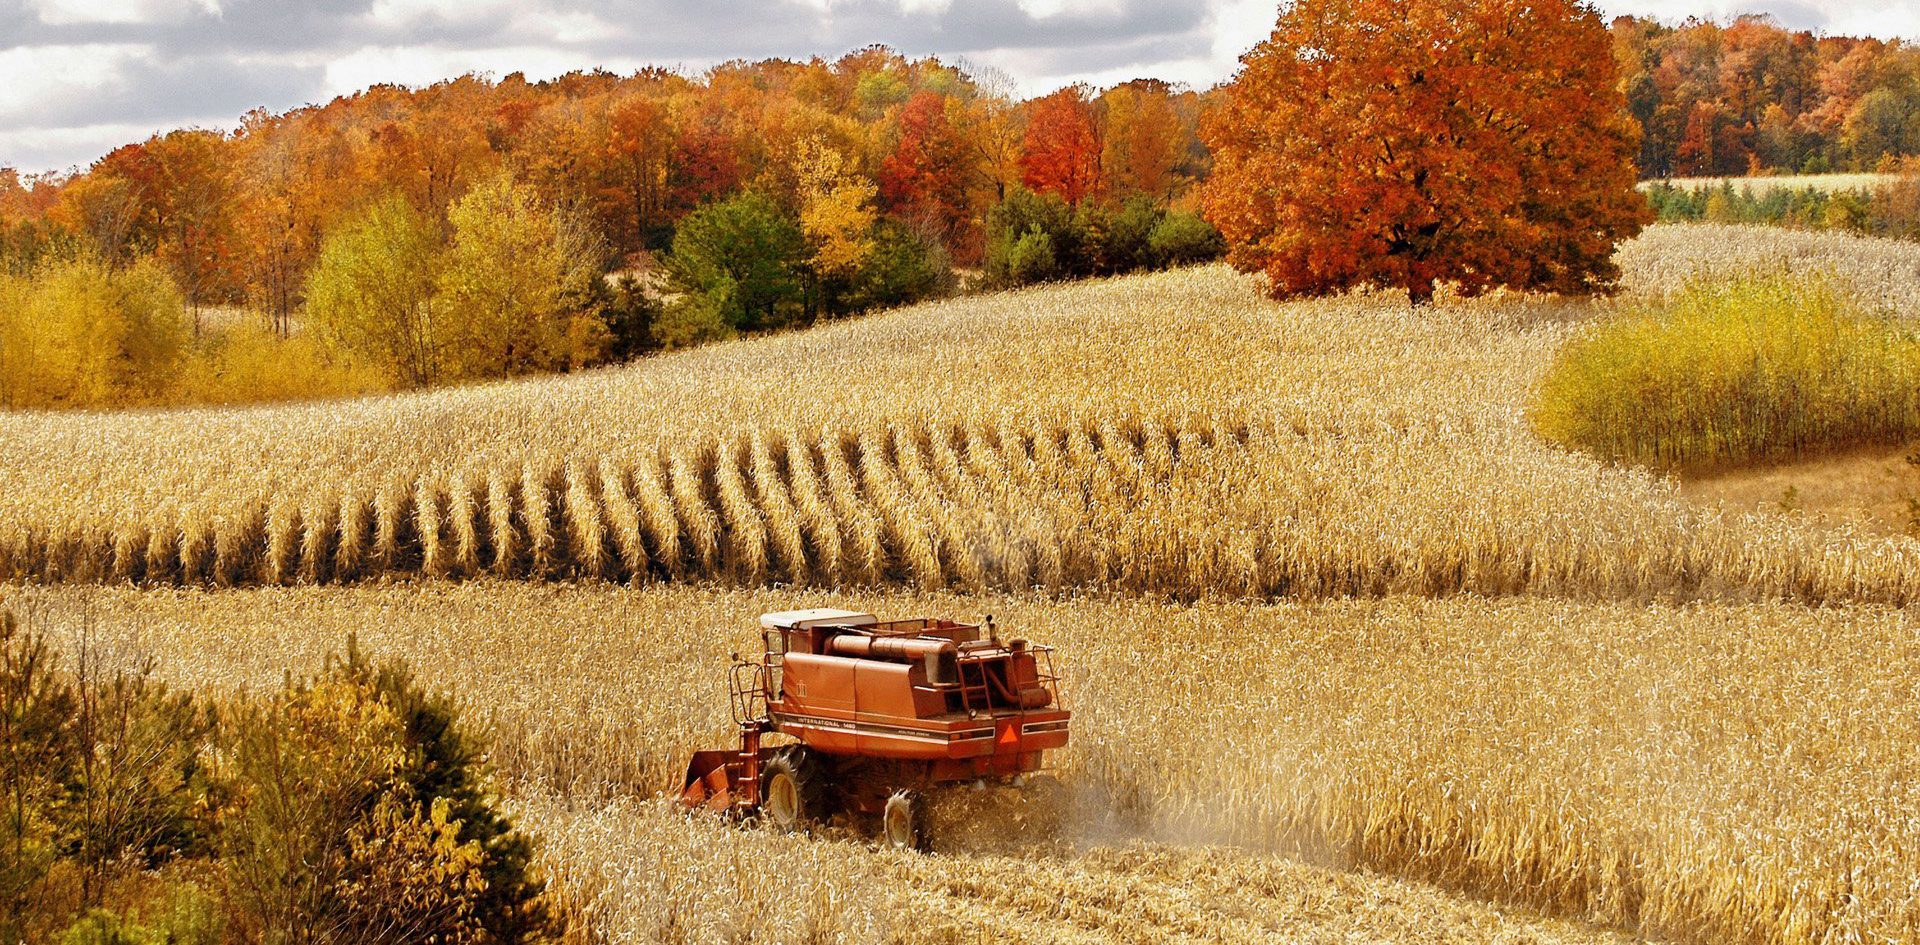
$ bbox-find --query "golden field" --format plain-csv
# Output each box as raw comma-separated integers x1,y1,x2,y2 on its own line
8,222,1920,943
4,224,1919,604
1640,173,1894,195
7,582,1914,944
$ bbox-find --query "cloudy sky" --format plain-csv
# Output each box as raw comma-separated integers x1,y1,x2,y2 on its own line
2,0,1918,175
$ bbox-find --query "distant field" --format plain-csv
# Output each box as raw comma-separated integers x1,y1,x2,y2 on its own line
1641,173,1894,193
4,224,1919,606
1682,445,1918,538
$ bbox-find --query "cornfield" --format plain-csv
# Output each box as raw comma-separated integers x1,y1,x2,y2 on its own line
1617,223,1920,315
4,225,1919,604
1640,173,1893,195
11,582,1917,945
8,222,1920,943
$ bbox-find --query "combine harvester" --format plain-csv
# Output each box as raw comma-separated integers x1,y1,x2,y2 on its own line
680,609,1070,849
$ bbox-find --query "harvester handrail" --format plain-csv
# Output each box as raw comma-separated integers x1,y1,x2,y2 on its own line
729,659,770,727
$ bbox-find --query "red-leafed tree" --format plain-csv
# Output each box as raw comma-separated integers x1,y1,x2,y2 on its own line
1018,85,1102,204
879,90,972,243
603,94,675,250
1203,0,1651,304
668,103,742,216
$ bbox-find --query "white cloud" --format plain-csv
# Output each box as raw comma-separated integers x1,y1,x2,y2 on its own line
1013,0,1126,18
365,0,521,29
24,0,217,26
0,44,150,124
0,119,229,172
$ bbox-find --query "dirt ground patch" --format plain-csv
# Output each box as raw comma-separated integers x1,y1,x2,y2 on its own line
1679,445,1918,537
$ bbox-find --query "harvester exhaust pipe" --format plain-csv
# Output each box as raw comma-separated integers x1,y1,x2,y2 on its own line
826,635,956,661
827,635,958,684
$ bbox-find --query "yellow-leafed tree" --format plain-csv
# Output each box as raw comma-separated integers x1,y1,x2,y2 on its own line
794,136,877,285
437,174,608,379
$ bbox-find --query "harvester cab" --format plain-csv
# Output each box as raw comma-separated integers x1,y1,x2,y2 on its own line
679,609,1069,849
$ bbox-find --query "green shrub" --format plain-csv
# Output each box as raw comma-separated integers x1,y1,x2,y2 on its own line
1532,275,1920,470
1149,210,1226,267
1076,196,1159,273
652,285,736,350
1003,230,1060,285
61,885,221,945
847,220,955,312
0,609,556,944
984,188,1082,287
222,639,555,943
0,611,78,944
665,191,805,332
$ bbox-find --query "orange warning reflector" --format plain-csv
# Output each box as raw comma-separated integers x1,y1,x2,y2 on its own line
996,720,1020,748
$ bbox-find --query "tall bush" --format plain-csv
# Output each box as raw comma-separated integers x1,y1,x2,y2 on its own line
0,257,188,408
1532,275,1920,469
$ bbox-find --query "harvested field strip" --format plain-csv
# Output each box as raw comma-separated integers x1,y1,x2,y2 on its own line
525,791,1626,944
0,413,1248,591
6,408,1920,604
18,583,1913,945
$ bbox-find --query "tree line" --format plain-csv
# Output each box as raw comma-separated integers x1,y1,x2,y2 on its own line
0,51,1224,409
1644,167,1920,239
1617,16,1920,178
7,16,1920,408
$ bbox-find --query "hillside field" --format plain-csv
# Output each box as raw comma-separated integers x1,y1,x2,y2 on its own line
1640,173,1895,194
6,223,1920,943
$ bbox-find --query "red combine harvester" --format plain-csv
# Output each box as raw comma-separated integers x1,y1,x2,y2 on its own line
679,609,1070,849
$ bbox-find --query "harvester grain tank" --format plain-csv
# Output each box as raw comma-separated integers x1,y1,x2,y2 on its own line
679,609,1070,849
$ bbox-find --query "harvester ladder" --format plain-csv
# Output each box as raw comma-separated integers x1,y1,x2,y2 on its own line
956,658,993,716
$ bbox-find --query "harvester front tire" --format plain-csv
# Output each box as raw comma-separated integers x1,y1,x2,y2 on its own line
882,790,929,852
760,746,831,832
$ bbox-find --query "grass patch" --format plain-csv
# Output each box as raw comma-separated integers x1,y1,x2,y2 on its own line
1532,275,1920,471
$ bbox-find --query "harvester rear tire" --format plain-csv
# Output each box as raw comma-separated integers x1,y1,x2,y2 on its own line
760,746,832,832
882,790,929,852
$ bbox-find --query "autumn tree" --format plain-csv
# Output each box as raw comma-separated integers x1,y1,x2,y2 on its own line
602,94,675,251
795,136,877,315
0,257,188,408
880,91,972,244
438,174,609,379
1204,0,1650,304
667,100,744,216
1019,86,1102,204
306,194,444,388
361,79,495,220
1099,80,1182,200
957,65,1026,207
52,172,143,268
143,130,238,330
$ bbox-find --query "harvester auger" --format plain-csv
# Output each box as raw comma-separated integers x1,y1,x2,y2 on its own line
679,610,1070,850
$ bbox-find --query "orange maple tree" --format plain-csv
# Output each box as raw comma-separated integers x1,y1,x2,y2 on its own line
1019,85,1102,204
1202,0,1651,304
1099,80,1182,200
